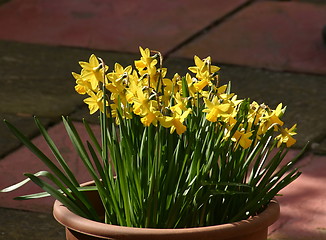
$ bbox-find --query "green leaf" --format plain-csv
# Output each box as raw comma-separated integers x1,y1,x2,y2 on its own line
1,171,49,193
14,186,98,200
34,117,79,186
24,173,90,218
83,119,102,155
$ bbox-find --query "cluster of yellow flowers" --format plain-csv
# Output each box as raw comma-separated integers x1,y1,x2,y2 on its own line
72,47,297,149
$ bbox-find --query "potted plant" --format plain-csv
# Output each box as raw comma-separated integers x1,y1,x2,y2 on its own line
1,47,306,240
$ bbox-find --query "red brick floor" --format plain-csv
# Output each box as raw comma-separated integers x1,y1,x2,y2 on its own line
270,153,326,239
174,1,326,75
0,0,248,54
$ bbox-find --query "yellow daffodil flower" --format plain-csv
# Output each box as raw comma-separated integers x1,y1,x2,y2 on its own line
180,73,197,97
140,101,161,127
203,96,233,122
84,90,105,114
275,124,297,147
163,73,182,96
74,48,298,149
79,54,108,90
232,129,253,149
259,103,285,135
160,109,191,135
170,93,188,115
134,47,158,81
132,88,151,116
72,72,91,95
188,56,220,80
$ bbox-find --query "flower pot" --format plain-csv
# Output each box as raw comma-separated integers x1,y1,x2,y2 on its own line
53,182,280,240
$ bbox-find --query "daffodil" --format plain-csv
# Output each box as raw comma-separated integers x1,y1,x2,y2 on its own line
134,47,158,82
79,54,108,90
125,71,141,104
83,90,105,114
259,103,285,135
248,101,265,125
72,72,91,95
160,109,191,135
163,73,182,97
132,87,151,116
203,96,233,123
275,124,297,147
170,93,188,115
140,101,161,127
75,48,297,147
106,63,132,93
188,56,220,82
232,129,253,149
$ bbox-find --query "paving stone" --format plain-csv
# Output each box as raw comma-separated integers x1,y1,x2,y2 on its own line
0,0,249,54
0,39,141,124
0,207,65,240
269,153,326,239
69,105,100,124
165,57,326,151
0,40,136,118
312,137,326,155
295,0,326,4
0,114,53,158
173,1,326,75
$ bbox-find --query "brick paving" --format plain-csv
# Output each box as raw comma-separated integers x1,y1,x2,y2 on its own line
0,0,325,239
174,1,326,75
0,0,249,54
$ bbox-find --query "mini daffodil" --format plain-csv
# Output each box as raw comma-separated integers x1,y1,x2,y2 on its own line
79,54,108,90
75,49,298,149
259,103,285,135
132,87,151,116
72,72,91,95
170,93,188,115
188,56,220,80
275,124,297,147
160,109,191,135
140,101,161,127
203,96,233,123
134,47,158,80
163,73,182,96
84,90,105,114
232,129,253,149
106,63,132,93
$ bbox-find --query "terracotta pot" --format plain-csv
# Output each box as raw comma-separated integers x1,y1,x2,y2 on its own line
53,183,280,240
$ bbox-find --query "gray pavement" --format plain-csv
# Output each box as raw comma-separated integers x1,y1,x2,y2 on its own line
0,208,64,240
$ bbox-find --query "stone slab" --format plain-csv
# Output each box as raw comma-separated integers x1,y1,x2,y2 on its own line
312,138,326,155
174,1,326,75
0,41,154,118
0,207,65,240
269,153,326,239
0,0,248,54
0,114,52,158
0,121,101,213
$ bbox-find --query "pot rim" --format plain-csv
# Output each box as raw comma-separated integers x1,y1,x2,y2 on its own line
53,182,280,239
